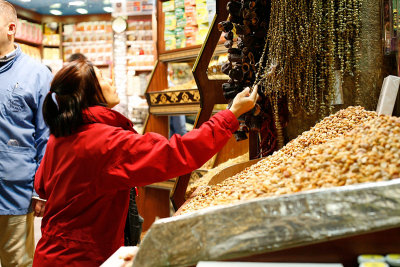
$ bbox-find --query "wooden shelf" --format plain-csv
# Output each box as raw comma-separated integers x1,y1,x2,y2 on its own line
127,66,154,71
43,44,60,48
62,40,112,46
126,40,153,46
95,63,111,68
147,178,176,190
145,89,200,115
15,38,41,47
159,43,226,63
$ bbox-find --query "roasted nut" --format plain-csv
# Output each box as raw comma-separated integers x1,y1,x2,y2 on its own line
179,107,396,215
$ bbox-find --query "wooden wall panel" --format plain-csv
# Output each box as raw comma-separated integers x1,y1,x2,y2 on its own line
136,187,171,232
214,136,249,167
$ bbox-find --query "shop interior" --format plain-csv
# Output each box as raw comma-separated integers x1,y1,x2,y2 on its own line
6,0,400,266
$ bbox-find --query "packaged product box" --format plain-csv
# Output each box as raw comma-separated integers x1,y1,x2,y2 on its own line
176,37,186,49
175,0,185,9
162,0,175,12
164,11,177,30
184,0,196,6
63,24,75,35
206,0,216,12
175,8,185,19
176,15,187,28
186,35,196,46
164,29,176,50
33,24,39,43
196,25,209,44
206,0,216,25
24,21,30,41
184,25,198,37
184,5,196,16
15,19,21,39
164,29,176,39
19,20,26,40
36,24,43,44
27,22,34,42
198,22,209,32
165,38,176,50
196,2,209,25
142,0,154,12
175,27,186,39
185,14,197,26
126,0,141,12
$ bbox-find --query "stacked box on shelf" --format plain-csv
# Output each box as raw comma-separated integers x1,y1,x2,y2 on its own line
175,0,186,48
163,0,176,50
62,21,113,64
142,0,154,13
184,1,197,46
195,0,210,44
43,48,60,60
42,23,60,46
206,0,216,25
15,19,43,45
162,0,215,49
19,44,41,61
126,20,155,68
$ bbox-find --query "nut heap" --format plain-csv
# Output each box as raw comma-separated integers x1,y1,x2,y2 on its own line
185,153,249,199
178,107,400,215
218,0,270,141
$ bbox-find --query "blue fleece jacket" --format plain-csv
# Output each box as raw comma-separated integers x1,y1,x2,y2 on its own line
0,45,52,215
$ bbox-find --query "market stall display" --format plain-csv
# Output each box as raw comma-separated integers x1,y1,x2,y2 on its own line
180,106,387,214
185,152,249,198
132,106,400,266
133,179,400,267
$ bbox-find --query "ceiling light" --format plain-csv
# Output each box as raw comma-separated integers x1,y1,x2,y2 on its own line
103,6,113,13
19,0,31,2
69,1,85,6
76,8,88,14
49,9,62,15
50,3,61,8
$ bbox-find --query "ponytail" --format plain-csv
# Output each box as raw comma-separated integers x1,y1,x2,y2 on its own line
42,60,105,137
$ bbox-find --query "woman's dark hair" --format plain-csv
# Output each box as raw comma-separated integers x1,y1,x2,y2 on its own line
43,59,107,137
67,53,87,62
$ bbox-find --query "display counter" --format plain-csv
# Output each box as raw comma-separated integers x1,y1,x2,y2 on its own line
132,179,400,267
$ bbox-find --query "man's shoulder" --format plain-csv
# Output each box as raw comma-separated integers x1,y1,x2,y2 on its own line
18,53,49,74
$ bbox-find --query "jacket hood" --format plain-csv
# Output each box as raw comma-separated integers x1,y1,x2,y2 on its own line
82,106,137,133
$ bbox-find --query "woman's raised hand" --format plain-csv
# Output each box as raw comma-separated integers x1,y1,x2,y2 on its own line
229,85,259,118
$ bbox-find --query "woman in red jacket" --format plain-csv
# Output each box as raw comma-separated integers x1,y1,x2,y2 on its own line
33,59,258,266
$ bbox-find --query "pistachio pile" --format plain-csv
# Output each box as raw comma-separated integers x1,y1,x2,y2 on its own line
185,152,249,199
179,107,400,215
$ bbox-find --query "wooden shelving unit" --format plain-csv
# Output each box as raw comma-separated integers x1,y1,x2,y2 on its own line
138,0,250,232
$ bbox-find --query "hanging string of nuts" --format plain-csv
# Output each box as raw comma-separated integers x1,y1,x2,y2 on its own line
219,0,363,149
260,0,363,132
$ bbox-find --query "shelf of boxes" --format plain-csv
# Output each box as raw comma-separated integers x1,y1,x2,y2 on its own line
126,19,155,70
162,0,216,50
15,19,43,46
18,43,41,62
62,21,113,65
40,22,61,72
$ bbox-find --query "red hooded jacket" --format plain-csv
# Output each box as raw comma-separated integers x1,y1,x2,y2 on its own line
33,106,239,267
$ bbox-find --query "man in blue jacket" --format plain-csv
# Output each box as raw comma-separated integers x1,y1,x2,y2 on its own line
0,1,52,266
